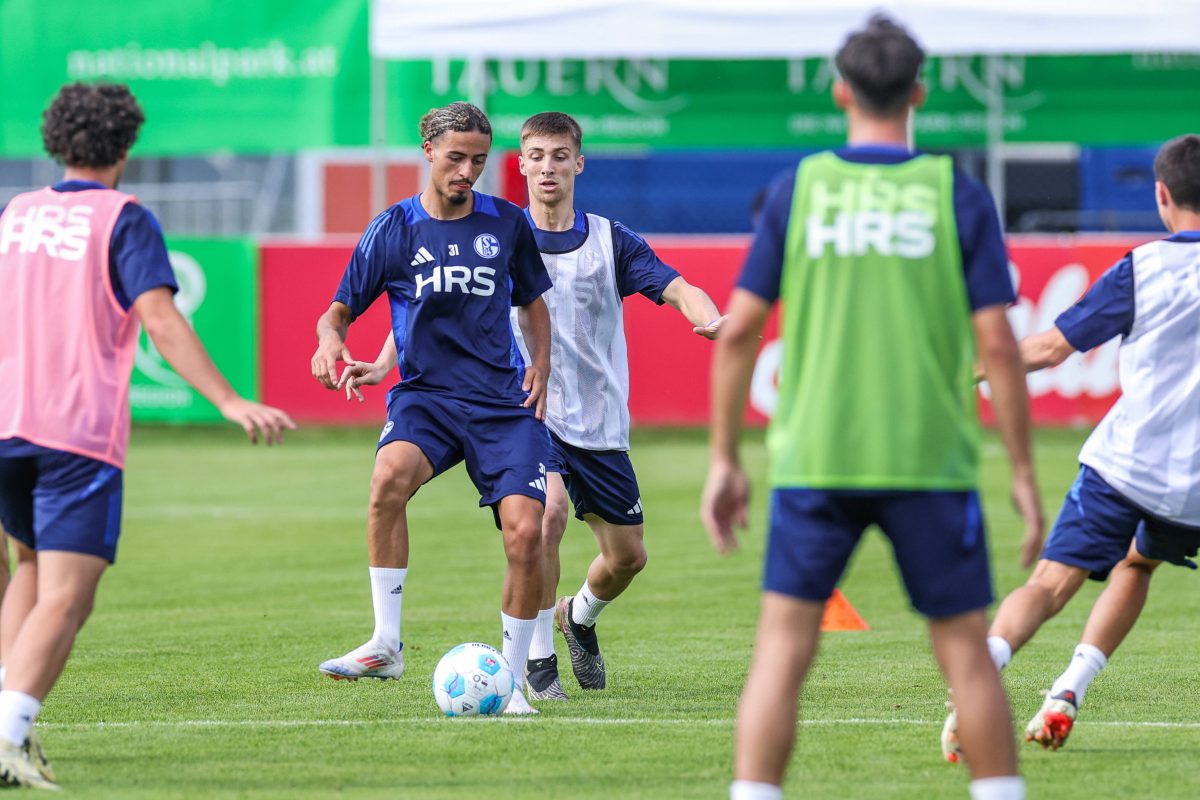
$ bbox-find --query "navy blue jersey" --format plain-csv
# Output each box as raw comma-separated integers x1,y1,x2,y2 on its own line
4,180,179,310
335,192,552,404
739,145,1015,310
523,209,680,303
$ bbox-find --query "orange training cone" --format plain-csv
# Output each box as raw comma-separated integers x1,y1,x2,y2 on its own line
820,589,869,631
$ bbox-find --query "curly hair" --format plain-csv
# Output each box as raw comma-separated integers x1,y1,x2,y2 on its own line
418,101,491,143
41,83,145,168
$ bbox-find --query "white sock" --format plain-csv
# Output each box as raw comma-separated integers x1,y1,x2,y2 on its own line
0,691,41,747
1049,643,1108,705
529,608,555,660
368,567,407,652
969,776,1024,800
987,636,1012,671
501,612,537,690
730,780,783,800
571,581,610,627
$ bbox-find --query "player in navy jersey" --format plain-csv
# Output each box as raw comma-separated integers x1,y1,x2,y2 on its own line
310,102,552,714
953,134,1200,752
337,111,726,700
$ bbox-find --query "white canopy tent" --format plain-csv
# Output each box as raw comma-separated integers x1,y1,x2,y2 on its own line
367,0,1200,217
372,0,1200,59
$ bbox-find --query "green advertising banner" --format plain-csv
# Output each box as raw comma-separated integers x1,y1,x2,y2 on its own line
383,53,1200,149
0,0,368,156
2,0,1195,158
130,238,258,422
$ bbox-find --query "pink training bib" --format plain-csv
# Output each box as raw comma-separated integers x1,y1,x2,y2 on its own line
0,187,140,468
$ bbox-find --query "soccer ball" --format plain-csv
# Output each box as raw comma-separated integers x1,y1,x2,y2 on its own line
432,642,515,716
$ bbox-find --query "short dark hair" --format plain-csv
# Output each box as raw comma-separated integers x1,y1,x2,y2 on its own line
834,14,925,117
418,102,492,143
1154,134,1200,212
41,82,144,168
520,112,582,151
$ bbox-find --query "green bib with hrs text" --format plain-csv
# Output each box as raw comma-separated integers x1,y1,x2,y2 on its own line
769,151,980,490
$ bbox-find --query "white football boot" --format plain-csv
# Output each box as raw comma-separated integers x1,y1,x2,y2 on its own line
318,641,404,681
503,687,539,715
1025,690,1079,750
0,739,59,791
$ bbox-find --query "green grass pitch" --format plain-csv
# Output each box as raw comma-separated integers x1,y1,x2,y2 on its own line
32,425,1200,798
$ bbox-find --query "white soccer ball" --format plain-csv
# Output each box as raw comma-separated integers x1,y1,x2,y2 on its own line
432,642,515,716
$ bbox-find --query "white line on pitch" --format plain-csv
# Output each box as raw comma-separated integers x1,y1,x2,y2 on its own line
36,718,1200,730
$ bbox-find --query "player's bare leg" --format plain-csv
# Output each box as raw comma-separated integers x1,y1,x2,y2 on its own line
496,494,544,714
732,592,823,792
557,518,646,690
0,550,106,791
319,441,431,682
4,551,105,701
1028,548,1160,750
930,609,1020,791
1080,548,1158,657
988,559,1090,654
527,473,570,699
0,541,36,670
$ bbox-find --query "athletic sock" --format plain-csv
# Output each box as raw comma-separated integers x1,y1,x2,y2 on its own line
571,581,610,627
368,567,407,652
987,635,1013,671
0,691,40,748
1050,643,1108,705
528,607,556,660
969,776,1025,800
501,612,537,690
729,780,783,800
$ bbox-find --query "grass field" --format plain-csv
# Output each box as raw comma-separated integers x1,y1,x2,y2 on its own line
32,425,1200,798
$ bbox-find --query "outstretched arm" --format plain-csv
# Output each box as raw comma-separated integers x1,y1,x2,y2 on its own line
661,276,727,339
516,296,552,420
974,304,1044,568
701,289,771,554
135,287,295,444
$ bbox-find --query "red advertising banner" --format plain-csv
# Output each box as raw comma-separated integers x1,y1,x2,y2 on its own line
259,234,1154,426
260,241,392,424
632,234,1153,427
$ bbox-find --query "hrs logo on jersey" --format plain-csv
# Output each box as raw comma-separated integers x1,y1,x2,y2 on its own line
0,205,93,261
805,177,936,259
413,263,497,298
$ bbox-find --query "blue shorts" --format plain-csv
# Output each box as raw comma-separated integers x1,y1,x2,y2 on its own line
1043,465,1200,580
546,432,643,526
764,488,992,618
0,438,123,563
378,390,550,525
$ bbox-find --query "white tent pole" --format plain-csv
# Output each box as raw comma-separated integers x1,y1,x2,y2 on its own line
370,55,388,215
985,55,1007,230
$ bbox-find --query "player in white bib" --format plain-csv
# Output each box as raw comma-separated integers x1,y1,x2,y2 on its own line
943,133,1200,756
512,112,726,698
341,112,726,700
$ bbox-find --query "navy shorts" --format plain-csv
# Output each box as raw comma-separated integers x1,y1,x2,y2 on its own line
378,390,550,524
1043,465,1200,580
764,487,992,618
0,438,123,563
546,432,643,526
